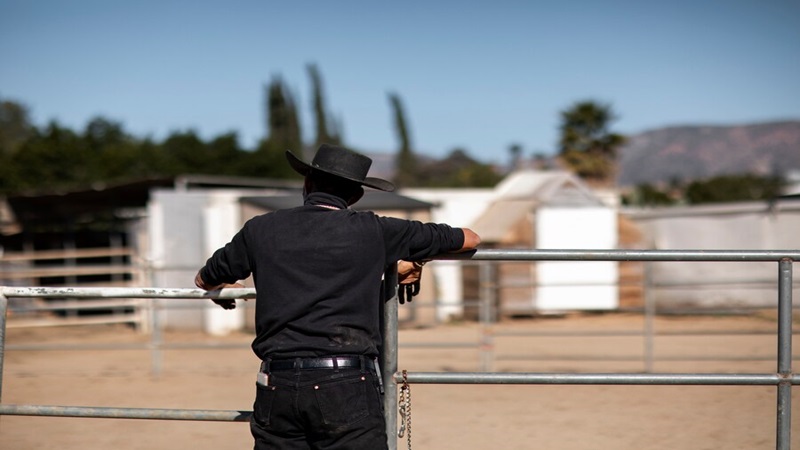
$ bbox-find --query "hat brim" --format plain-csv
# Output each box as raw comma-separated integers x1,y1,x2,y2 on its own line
285,150,395,192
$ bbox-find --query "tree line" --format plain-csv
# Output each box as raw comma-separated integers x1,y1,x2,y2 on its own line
0,64,785,203
621,174,785,206
0,64,504,195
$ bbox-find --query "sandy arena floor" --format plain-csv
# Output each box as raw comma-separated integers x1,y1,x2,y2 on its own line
1,312,798,449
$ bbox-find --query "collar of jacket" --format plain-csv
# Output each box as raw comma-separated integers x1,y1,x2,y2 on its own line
303,192,349,210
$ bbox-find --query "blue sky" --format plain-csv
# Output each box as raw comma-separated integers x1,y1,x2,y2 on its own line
1,1,798,164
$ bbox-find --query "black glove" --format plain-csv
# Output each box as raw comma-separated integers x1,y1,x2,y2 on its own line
398,279,421,304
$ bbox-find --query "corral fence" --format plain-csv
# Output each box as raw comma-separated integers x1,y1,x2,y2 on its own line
0,249,798,450
0,246,149,330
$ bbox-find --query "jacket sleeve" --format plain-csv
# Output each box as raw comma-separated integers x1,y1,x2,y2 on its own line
379,216,465,264
199,226,253,286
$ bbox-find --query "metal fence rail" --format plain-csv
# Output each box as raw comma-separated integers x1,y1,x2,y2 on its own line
384,249,798,450
1,249,798,450
0,404,251,421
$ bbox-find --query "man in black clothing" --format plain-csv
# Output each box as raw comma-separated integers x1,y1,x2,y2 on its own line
195,144,480,449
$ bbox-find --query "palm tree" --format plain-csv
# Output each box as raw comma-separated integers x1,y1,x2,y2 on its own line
558,100,625,184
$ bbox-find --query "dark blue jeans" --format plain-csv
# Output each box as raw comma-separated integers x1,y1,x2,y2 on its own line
250,366,388,449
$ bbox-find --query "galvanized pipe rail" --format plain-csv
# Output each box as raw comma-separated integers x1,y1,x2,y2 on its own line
385,249,799,450
1,249,798,450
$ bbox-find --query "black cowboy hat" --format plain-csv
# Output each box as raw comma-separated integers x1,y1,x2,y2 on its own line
286,144,395,192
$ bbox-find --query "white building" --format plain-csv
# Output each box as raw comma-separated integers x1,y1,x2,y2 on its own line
624,198,800,308
466,170,619,314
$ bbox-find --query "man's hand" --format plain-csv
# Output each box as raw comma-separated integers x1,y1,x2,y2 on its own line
398,260,423,284
397,260,426,304
210,282,245,309
195,271,245,310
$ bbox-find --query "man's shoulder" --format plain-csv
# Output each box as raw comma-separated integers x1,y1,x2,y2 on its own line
243,210,280,226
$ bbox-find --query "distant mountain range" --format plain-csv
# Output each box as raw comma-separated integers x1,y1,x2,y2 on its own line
363,121,800,188
616,121,800,187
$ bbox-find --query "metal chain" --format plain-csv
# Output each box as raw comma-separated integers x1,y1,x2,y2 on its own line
397,369,412,450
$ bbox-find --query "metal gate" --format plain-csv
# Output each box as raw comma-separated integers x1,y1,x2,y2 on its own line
1,249,798,449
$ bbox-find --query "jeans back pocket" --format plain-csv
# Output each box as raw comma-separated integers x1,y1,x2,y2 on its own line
253,382,277,427
313,376,369,429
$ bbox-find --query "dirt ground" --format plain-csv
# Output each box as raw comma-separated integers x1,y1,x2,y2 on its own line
1,312,798,449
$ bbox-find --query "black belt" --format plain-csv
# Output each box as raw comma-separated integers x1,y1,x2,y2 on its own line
263,356,375,372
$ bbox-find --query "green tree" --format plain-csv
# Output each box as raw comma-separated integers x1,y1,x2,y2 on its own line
0,99,36,193
83,117,145,181
417,148,502,187
622,183,675,206
264,76,302,152
685,174,784,204
243,77,304,179
558,100,625,183
307,63,341,147
160,130,211,175
206,132,248,175
245,139,300,179
130,138,169,179
9,121,85,192
389,92,418,187
0,98,34,156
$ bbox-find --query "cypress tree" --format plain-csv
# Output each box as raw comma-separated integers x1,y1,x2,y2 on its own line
389,92,417,187
307,63,341,147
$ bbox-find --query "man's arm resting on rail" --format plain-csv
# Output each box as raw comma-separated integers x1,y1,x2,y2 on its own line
397,227,481,303
399,227,480,281
194,270,245,310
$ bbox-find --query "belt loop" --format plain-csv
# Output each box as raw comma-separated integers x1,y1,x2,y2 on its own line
261,357,272,374
333,356,340,372
293,357,301,374
359,355,367,374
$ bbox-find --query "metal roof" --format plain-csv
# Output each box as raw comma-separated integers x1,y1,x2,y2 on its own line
470,170,608,243
3,175,303,229
493,170,603,206
470,199,537,242
624,196,800,220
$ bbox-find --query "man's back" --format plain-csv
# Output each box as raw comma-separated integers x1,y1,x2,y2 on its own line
244,192,390,359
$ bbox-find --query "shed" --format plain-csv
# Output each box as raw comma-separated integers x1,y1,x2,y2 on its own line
469,170,619,315
0,175,300,330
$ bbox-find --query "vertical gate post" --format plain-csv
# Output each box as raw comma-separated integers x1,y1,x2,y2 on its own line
0,291,7,406
643,262,655,373
479,261,495,372
382,263,399,450
776,259,793,450
151,300,163,377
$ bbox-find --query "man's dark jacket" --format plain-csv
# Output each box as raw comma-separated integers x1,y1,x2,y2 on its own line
200,191,465,359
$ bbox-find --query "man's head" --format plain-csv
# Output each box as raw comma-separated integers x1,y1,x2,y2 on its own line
286,144,395,195
305,170,364,205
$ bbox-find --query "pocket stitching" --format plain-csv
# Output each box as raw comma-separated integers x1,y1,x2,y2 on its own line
313,377,369,428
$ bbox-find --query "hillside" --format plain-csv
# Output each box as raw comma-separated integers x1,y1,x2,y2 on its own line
616,121,800,187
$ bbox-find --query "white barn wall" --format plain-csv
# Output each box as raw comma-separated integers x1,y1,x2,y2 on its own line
148,189,265,331
627,201,800,308
148,190,208,329
202,196,246,335
536,207,619,310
